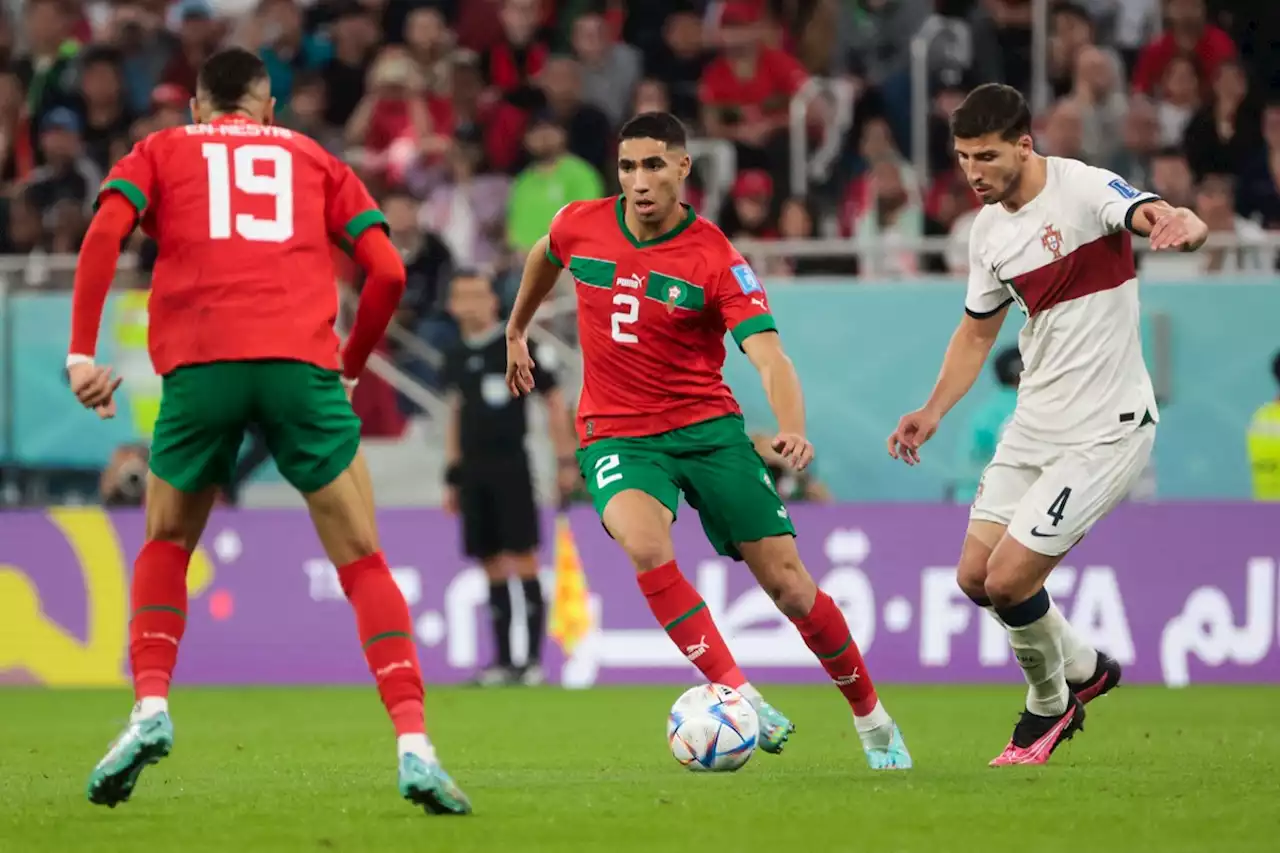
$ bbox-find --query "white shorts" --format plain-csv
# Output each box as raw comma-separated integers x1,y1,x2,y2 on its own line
969,424,1156,556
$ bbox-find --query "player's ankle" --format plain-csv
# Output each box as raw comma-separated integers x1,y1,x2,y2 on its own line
396,733,436,763
132,695,169,720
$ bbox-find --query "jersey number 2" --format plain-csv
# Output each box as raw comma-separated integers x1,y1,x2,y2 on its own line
202,143,293,243
611,294,639,343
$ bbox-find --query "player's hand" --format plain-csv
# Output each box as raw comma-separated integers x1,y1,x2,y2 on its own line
442,485,459,515
887,408,941,466
69,363,122,412
1148,207,1208,252
556,461,582,501
505,332,536,396
771,432,814,472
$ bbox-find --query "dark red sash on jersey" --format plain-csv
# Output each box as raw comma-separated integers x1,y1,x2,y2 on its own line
488,41,549,92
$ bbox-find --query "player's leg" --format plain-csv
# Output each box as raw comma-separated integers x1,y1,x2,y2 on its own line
460,473,517,686
987,426,1154,767
498,463,545,685
258,361,469,815
960,521,1118,701
678,418,907,768
578,437,751,695
88,364,242,807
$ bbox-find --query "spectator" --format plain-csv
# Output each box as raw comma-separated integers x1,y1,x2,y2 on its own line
506,112,603,255
571,12,642,128
78,47,136,176
15,0,81,159
925,166,979,272
425,49,526,176
1048,1,1107,100
278,72,343,153
1131,0,1235,98
345,49,435,189
952,346,1021,502
0,190,45,254
1246,351,1280,502
0,70,32,185
148,83,192,133
160,0,222,97
419,125,512,272
481,0,551,111
321,1,380,128
1148,147,1197,210
254,0,332,106
926,70,973,177
403,5,455,97
971,0,1034,96
1109,94,1160,187
1182,58,1259,179
844,157,924,277
647,10,707,125
1070,45,1128,166
699,2,807,175
1236,102,1280,230
721,168,777,243
1039,98,1085,159
382,189,455,348
776,195,840,276
631,78,670,118
103,2,174,118
1153,52,1201,147
24,107,102,228
535,56,612,178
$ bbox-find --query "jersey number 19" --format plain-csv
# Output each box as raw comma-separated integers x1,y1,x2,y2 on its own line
202,142,294,243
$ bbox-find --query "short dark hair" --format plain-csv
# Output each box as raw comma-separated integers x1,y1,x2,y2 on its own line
197,48,270,113
619,111,687,149
1152,146,1188,162
994,346,1022,387
1052,1,1093,27
950,83,1032,142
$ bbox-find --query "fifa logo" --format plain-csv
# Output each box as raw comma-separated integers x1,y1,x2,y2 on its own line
1041,224,1064,259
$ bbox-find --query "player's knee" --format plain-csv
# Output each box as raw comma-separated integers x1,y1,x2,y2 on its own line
612,522,674,572
955,557,989,604
983,566,1035,610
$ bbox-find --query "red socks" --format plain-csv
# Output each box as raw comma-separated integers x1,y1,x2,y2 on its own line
637,560,746,689
792,590,879,716
336,552,425,736
129,540,192,700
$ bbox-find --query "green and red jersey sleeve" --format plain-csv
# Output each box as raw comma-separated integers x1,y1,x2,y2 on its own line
545,202,582,268
711,249,777,350
326,157,389,254
97,136,157,224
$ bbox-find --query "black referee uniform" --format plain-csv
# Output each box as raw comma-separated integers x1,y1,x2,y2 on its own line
443,326,560,682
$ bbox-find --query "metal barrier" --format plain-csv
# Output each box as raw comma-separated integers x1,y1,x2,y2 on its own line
789,77,858,197
686,139,736,226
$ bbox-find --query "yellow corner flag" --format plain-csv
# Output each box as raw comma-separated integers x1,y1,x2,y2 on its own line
548,510,592,655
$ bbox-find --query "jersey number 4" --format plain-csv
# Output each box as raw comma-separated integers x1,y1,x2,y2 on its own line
202,143,293,243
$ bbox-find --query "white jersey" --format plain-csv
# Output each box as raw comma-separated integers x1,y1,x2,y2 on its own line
965,156,1160,446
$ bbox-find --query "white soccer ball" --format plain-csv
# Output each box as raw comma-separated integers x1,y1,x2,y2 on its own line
666,683,759,772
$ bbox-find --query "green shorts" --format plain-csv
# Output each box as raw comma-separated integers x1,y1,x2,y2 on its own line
149,360,361,494
576,414,795,560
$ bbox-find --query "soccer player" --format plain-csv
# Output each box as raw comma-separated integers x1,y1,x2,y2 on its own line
504,111,912,770
887,84,1208,766
66,48,471,815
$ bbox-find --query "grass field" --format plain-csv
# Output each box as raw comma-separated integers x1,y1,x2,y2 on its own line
2,685,1277,852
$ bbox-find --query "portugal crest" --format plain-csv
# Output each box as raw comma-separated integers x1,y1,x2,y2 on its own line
1041,224,1064,260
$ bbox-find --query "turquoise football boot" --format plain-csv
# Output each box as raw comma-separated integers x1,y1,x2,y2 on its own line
398,754,472,815
86,711,174,807
752,701,796,755
863,722,913,770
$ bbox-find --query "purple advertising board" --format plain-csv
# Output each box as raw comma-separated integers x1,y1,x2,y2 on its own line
1,504,1277,688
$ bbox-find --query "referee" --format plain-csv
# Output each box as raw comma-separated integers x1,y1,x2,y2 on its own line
441,270,579,686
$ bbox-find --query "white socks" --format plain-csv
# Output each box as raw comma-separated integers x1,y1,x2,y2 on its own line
737,682,763,704
132,696,168,722
397,733,437,763
985,600,1098,684
853,699,895,748
1005,615,1070,716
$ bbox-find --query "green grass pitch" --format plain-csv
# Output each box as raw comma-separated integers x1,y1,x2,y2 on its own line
2,685,1277,852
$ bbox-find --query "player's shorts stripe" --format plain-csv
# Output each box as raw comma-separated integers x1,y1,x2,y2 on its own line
817,634,852,660
133,604,186,620
362,630,412,650
730,314,778,350
343,209,390,244
97,178,148,214
663,601,706,631
1010,231,1135,316
965,297,1013,320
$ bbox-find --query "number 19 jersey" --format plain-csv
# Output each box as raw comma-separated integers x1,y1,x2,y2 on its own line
548,197,777,445
99,115,387,376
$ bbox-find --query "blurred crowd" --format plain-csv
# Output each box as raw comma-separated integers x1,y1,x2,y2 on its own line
1,0,1277,349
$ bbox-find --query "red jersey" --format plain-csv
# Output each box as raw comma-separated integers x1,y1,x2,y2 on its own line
548,196,777,444
698,47,808,124
98,115,387,376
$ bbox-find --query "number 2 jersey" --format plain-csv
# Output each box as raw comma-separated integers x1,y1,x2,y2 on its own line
964,156,1160,446
548,197,777,444
98,115,387,376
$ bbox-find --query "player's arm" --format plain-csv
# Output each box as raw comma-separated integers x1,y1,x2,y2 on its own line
507,209,570,394
1085,167,1208,252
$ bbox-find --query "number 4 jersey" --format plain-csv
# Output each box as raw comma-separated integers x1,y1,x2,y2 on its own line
548,196,776,444
99,115,387,375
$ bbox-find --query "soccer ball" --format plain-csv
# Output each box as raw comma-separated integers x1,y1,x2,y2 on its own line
666,683,759,772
